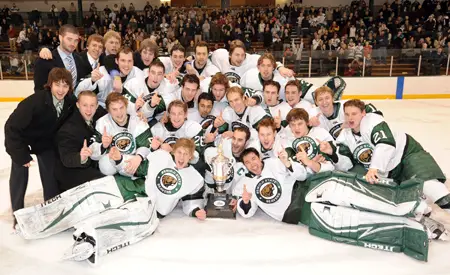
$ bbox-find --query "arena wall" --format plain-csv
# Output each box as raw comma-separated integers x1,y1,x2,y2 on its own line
1,76,449,102
0,75,448,172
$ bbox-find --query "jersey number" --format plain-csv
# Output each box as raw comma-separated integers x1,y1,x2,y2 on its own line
373,130,387,144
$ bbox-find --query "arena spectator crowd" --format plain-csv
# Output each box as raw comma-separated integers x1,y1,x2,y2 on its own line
0,0,449,76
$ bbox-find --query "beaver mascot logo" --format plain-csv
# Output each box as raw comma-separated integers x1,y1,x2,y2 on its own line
161,175,177,188
260,183,274,197
156,168,183,194
255,178,282,204
115,138,131,150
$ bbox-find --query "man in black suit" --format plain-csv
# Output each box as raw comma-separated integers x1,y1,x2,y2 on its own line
5,68,77,218
78,34,105,75
55,90,107,191
33,24,88,92
37,33,105,86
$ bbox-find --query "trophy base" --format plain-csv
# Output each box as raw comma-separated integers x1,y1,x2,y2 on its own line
205,192,236,219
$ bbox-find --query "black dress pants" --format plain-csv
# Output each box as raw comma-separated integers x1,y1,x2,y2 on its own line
9,150,60,212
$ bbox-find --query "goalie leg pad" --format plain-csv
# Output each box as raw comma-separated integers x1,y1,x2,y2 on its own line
308,202,429,262
70,196,159,264
13,176,124,239
305,171,424,217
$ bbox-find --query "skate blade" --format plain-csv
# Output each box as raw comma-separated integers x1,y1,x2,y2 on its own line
62,242,94,261
438,230,450,241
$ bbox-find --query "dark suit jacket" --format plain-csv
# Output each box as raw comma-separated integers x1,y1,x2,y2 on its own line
55,106,107,191
4,89,76,165
33,48,88,92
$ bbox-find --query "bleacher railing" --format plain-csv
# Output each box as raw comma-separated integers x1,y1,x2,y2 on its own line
0,48,449,80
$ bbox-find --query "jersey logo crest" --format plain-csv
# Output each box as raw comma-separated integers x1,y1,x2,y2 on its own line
112,132,135,154
292,136,318,159
353,143,373,169
255,178,282,204
201,115,216,130
224,72,241,84
156,168,182,195
330,123,343,139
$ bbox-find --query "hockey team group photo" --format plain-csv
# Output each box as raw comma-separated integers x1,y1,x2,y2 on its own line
1,1,450,272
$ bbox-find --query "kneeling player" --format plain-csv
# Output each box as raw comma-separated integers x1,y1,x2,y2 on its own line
92,93,151,177
115,138,207,220
313,86,380,139
342,99,450,212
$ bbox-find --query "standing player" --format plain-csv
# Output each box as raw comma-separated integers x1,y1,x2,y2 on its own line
86,47,147,115
283,108,335,174
210,40,294,84
240,53,290,100
262,80,292,129
284,80,317,118
185,41,220,80
142,60,179,97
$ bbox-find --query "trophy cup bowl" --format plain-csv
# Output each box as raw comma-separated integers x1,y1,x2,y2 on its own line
206,143,236,219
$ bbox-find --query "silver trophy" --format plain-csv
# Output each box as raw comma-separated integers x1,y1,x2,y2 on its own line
205,143,236,219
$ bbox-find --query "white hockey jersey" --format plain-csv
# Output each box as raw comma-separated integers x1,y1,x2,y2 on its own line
264,100,292,128
332,128,374,172
222,105,271,133
94,66,147,115
282,126,335,174
359,113,406,175
235,158,307,221
187,104,224,135
141,87,196,121
210,49,262,85
142,68,180,97
186,59,220,78
150,120,208,158
316,101,346,140
91,114,151,160
293,100,318,118
145,150,205,217
240,68,291,100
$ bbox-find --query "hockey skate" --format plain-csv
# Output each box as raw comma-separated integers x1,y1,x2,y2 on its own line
420,216,450,241
62,228,98,264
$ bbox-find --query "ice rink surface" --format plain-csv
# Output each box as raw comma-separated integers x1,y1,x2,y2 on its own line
1,99,450,275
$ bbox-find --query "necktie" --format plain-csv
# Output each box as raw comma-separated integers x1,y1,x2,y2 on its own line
66,55,77,88
56,101,63,117
92,61,98,70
